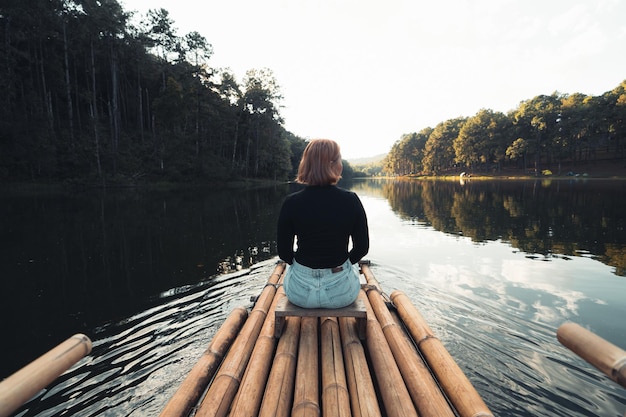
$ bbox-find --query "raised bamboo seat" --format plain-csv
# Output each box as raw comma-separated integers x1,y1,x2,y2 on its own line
274,297,367,339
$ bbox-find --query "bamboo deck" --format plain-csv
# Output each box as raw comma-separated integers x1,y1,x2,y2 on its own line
159,261,494,417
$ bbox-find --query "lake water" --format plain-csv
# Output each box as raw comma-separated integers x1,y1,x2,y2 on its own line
2,179,625,416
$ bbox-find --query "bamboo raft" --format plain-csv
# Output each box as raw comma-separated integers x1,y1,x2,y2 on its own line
3,263,625,417
159,261,494,417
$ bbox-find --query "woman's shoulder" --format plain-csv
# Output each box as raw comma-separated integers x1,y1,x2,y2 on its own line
284,186,318,204
289,185,358,200
283,188,304,202
334,186,359,197
329,187,363,207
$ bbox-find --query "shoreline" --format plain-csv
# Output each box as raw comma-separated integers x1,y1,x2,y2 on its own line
3,159,626,190
405,158,626,181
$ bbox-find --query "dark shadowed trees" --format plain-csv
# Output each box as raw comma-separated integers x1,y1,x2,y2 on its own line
0,0,305,184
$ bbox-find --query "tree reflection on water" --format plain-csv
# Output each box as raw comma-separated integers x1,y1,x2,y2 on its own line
352,178,626,276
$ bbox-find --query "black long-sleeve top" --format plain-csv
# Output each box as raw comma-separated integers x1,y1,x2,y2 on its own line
277,185,369,268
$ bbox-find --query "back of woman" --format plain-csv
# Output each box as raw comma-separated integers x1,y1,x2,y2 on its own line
277,139,369,309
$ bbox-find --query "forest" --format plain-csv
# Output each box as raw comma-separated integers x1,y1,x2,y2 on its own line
0,0,316,185
4,2,624,184
383,80,626,176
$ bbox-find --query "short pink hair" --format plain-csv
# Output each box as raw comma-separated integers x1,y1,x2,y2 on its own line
296,139,342,185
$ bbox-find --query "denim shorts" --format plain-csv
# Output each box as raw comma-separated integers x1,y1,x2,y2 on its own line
283,258,361,309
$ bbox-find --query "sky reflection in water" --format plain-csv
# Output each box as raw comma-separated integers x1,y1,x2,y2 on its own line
5,179,626,417
356,180,626,416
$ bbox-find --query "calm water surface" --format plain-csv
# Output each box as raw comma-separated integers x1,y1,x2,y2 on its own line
2,179,625,416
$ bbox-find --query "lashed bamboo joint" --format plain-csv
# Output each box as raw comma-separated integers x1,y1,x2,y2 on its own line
161,261,494,417
275,298,367,339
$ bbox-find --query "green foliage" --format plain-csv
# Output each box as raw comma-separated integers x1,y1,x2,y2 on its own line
0,0,307,184
454,109,509,169
385,83,626,176
506,138,528,166
340,160,355,180
383,129,430,175
423,117,466,174
351,161,383,177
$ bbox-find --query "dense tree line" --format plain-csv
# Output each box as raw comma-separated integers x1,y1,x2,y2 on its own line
384,81,626,176
0,0,311,184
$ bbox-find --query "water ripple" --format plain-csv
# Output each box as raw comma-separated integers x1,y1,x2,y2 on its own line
15,259,277,417
371,261,626,417
13,259,626,417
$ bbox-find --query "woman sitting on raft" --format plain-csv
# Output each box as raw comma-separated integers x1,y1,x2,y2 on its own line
277,139,370,309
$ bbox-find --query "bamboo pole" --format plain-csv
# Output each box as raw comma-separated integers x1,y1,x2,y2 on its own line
390,290,494,417
160,306,248,417
557,322,626,389
361,294,418,417
321,316,351,417
229,289,284,417
195,262,285,417
292,316,320,417
259,314,301,417
361,265,454,417
389,306,419,356
338,292,382,417
0,334,92,417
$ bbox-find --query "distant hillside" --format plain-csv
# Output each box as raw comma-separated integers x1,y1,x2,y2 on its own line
348,154,387,165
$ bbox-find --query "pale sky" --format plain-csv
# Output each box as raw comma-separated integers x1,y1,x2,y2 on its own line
121,0,626,159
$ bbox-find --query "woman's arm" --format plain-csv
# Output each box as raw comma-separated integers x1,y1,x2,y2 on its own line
349,195,369,264
277,201,295,264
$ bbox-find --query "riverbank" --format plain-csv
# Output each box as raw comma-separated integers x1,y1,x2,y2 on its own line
408,158,626,180
0,177,283,193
